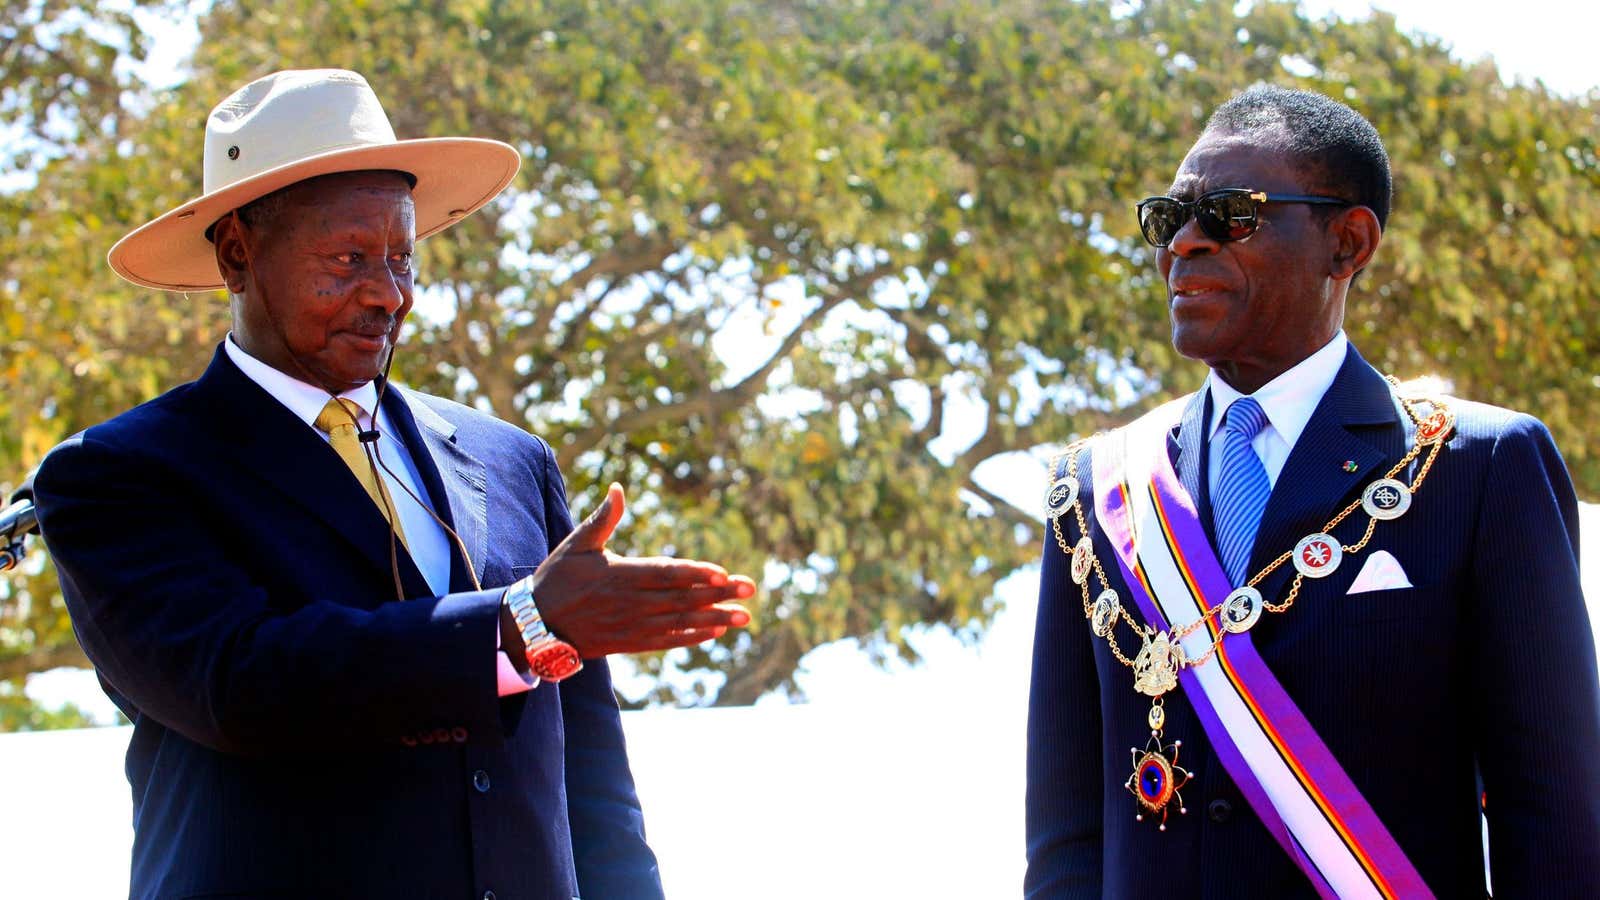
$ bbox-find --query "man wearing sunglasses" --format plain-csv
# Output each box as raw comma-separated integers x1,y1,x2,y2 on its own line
1026,84,1599,898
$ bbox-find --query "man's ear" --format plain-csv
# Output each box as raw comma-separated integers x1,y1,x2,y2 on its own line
1330,205,1382,280
212,213,251,294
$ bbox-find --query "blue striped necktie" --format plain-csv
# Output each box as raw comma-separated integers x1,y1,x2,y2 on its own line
1214,396,1271,587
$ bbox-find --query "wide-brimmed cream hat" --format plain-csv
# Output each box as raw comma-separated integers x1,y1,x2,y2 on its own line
108,68,521,291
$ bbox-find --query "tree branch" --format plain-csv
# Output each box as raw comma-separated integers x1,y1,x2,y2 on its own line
964,480,1038,532
951,372,1013,474
550,276,621,358
920,385,946,443
0,644,89,682
713,626,805,707
555,289,851,466
530,232,677,344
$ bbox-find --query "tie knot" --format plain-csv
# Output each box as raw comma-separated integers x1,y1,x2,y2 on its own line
314,398,364,435
1224,396,1269,441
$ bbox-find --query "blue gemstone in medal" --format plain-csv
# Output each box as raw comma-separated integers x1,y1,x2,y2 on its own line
1127,740,1190,827
1140,759,1165,802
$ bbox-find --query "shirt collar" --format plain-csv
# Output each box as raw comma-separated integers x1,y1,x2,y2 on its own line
224,334,379,428
1207,331,1348,449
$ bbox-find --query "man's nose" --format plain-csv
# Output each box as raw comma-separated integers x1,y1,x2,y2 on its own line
359,265,408,313
1167,214,1220,259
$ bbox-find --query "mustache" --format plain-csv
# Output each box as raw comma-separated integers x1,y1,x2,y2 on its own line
348,313,400,337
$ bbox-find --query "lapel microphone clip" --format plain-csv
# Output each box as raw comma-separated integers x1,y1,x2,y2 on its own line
230,207,482,600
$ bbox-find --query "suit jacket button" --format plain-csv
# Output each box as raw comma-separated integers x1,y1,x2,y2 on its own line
452,726,469,743
473,769,491,793
1208,798,1233,823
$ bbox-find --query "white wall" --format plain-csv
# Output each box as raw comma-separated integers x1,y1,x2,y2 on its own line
2,503,1596,898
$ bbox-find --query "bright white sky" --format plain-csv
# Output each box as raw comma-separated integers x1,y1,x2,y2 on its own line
1299,0,1597,98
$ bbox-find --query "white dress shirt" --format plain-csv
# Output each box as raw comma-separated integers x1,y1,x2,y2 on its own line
1205,331,1348,497
224,336,535,696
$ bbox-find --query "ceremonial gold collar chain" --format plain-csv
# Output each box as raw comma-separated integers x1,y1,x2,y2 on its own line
1045,383,1455,829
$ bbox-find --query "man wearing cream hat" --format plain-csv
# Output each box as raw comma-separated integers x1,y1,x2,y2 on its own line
33,69,754,899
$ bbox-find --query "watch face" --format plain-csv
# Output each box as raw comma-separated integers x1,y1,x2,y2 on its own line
529,643,583,682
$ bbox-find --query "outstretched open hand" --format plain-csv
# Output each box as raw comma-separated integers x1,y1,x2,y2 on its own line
529,483,754,657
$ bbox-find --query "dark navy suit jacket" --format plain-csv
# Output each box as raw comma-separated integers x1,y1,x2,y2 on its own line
1025,345,1600,898
35,346,662,900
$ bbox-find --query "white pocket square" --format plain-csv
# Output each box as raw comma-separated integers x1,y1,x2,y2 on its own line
1345,550,1413,594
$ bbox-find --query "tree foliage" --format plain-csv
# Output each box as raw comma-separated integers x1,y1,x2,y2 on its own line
1,0,187,727
2,0,1595,719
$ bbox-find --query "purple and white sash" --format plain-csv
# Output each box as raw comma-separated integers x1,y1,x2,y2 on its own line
1089,399,1432,899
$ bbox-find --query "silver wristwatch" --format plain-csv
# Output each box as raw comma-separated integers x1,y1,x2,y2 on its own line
504,576,583,682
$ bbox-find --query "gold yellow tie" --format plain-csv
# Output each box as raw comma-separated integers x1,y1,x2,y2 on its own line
314,398,409,550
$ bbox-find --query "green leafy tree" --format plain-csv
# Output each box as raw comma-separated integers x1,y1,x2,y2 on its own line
1,0,191,727
2,0,1595,720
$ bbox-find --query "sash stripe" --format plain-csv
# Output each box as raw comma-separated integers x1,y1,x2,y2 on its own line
1109,464,1346,900
1082,400,1433,900
1145,482,1394,899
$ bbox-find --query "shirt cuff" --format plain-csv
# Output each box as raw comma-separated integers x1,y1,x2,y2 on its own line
495,619,539,697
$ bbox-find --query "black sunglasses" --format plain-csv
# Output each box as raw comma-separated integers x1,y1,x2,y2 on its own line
1136,188,1351,248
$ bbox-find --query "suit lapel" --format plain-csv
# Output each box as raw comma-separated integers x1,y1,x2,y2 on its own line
385,388,489,592
1170,388,1214,544
190,347,433,601
1249,345,1404,604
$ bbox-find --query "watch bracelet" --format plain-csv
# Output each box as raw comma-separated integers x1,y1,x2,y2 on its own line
503,575,583,679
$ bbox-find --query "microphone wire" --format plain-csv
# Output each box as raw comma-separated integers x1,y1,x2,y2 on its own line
230,210,482,602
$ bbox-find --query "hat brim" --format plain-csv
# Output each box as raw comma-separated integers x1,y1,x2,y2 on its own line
107,137,521,291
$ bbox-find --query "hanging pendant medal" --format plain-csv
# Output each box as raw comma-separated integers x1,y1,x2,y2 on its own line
1126,697,1191,830
1046,390,1456,838
1132,630,1182,697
